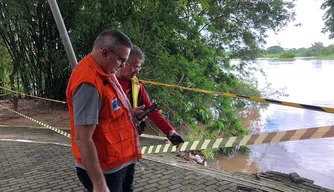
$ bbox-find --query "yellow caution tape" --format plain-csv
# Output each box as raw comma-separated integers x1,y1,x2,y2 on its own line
141,125,334,154
0,105,70,138
0,86,66,104
140,80,334,114
1,104,334,154
3,80,333,115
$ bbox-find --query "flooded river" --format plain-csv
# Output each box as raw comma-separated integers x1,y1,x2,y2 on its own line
208,58,334,189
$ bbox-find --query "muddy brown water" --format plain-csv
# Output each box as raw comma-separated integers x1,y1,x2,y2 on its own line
208,59,334,190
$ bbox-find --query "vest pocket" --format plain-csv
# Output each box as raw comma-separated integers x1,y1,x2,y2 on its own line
104,127,136,164
119,127,136,158
109,98,125,120
104,131,122,164
120,137,136,158
100,99,125,133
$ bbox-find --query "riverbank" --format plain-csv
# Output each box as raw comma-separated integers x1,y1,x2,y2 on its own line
257,55,334,60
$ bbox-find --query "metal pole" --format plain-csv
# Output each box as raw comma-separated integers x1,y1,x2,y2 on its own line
47,0,77,69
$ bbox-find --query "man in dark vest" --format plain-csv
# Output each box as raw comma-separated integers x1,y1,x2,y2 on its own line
116,45,182,143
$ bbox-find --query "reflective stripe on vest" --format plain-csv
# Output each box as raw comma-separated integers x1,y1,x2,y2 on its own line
131,76,141,108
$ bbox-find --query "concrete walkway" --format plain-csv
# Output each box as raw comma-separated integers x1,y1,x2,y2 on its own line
0,126,333,192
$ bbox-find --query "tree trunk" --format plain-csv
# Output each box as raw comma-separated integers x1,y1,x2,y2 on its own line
9,73,18,111
0,79,3,100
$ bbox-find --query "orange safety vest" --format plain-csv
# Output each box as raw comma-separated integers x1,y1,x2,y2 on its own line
66,54,142,170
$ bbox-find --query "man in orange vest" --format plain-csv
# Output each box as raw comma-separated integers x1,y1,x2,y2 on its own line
116,44,183,145
66,29,145,192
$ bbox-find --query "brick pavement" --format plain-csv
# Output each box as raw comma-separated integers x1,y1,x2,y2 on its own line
0,126,333,192
1,141,242,192
0,141,81,192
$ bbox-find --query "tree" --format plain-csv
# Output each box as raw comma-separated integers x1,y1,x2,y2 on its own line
0,0,296,140
323,44,334,55
266,45,284,54
0,0,84,103
310,42,325,56
108,0,295,138
0,38,11,100
295,47,311,57
322,0,334,39
278,50,296,58
0,38,11,86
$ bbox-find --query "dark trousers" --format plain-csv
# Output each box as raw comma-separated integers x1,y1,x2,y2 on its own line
76,163,135,192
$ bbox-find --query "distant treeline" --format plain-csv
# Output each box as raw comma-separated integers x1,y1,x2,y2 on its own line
261,42,334,59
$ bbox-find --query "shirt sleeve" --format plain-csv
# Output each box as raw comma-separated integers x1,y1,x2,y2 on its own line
140,83,174,135
72,83,102,126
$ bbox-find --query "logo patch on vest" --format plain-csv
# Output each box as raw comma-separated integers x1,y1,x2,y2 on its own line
111,98,121,112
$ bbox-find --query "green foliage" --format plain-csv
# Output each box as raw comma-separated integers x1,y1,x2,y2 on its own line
230,78,262,108
323,44,334,55
217,146,249,156
266,46,284,54
315,53,334,59
321,0,334,39
0,39,12,85
310,42,325,56
261,42,334,59
0,0,296,144
0,0,84,100
201,149,215,159
295,47,313,57
278,50,296,58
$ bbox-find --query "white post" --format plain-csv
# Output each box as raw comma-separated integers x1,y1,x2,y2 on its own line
47,0,77,69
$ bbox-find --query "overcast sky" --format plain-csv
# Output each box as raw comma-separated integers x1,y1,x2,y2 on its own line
265,0,334,49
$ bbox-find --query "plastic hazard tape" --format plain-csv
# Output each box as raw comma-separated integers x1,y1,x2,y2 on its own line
141,125,334,154
2,104,334,155
1,104,334,154
140,80,334,114
0,86,67,104
0,105,70,138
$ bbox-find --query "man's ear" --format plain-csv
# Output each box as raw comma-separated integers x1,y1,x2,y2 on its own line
101,48,108,58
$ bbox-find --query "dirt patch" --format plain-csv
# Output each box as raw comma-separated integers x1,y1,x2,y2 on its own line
0,99,70,128
0,99,169,136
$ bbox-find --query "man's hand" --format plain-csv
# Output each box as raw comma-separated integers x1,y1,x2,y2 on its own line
75,125,107,192
132,105,146,124
132,104,145,116
167,130,183,148
93,184,110,192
